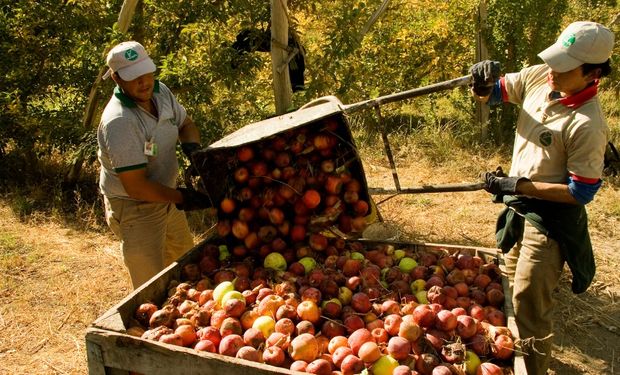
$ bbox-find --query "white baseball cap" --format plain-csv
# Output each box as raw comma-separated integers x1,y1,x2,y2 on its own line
538,21,614,73
102,41,156,81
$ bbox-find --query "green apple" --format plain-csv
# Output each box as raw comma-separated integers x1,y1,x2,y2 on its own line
372,355,398,375
393,249,406,261
464,350,481,375
350,251,365,261
252,315,276,338
213,281,235,305
264,252,287,271
398,257,418,273
221,290,245,306
410,279,426,293
299,256,317,274
338,286,353,305
415,290,428,304
218,244,230,261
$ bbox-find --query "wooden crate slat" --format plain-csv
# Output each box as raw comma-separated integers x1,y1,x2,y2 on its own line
86,328,301,375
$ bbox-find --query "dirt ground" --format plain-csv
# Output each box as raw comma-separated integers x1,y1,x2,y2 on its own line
0,157,619,374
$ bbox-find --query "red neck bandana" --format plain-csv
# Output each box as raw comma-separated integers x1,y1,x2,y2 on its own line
546,78,599,109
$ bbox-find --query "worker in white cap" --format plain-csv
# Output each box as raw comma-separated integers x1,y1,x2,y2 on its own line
97,41,211,289
470,21,614,374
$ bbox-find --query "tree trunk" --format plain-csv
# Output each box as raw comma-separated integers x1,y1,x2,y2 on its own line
475,0,489,141
66,0,140,186
270,0,292,115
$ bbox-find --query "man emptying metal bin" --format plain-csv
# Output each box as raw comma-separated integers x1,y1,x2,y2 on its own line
97,41,212,289
470,21,614,375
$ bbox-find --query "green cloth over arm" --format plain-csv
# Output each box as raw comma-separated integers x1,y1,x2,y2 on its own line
495,195,595,294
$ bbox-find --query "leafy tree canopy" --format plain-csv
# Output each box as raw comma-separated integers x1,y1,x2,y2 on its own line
0,0,617,192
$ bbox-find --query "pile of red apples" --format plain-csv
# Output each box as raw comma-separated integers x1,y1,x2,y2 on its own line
214,116,372,259
131,239,515,375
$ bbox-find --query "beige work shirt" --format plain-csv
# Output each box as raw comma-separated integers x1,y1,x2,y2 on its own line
502,64,608,182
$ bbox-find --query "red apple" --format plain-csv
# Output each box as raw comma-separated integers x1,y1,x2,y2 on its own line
309,233,328,251
387,336,411,360
275,151,291,168
218,334,244,357
303,189,321,209
350,292,371,313
236,146,254,162
263,345,286,366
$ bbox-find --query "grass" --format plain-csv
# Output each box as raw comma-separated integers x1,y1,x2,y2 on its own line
0,232,34,291
0,202,131,374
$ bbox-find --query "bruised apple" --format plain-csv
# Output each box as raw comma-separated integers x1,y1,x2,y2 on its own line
289,333,319,362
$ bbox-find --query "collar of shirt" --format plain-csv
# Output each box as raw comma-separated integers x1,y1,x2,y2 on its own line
114,80,161,108
548,80,598,109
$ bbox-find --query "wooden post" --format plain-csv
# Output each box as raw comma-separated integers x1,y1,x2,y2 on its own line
270,0,292,115
82,0,139,130
475,0,489,140
67,0,140,185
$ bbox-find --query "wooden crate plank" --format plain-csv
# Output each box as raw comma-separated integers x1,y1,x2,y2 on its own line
91,237,212,333
86,337,109,375
86,328,300,375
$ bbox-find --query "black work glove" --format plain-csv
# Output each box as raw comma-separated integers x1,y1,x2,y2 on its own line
176,188,212,211
181,142,201,177
181,142,201,160
469,60,501,97
482,170,528,196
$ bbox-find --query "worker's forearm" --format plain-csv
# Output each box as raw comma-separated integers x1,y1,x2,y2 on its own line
179,117,201,144
515,180,578,205
125,181,183,203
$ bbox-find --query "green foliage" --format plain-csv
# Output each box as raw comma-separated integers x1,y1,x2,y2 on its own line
0,0,118,166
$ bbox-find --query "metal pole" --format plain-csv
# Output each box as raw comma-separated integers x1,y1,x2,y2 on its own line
343,75,472,114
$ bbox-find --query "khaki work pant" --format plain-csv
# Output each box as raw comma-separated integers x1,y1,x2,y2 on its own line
104,196,194,289
504,220,564,375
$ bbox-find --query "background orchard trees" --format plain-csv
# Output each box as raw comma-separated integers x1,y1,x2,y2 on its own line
0,0,118,181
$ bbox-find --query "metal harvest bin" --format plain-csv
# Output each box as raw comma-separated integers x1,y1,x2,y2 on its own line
191,97,379,236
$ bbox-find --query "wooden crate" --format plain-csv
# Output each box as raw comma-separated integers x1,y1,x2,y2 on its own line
85,239,525,375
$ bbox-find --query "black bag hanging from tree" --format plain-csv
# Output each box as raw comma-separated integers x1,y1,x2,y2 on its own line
231,26,306,92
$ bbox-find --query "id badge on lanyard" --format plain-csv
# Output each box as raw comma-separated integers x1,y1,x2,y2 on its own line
138,99,160,157
144,138,158,156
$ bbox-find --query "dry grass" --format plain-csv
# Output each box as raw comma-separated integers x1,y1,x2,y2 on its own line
0,208,130,374
0,140,619,374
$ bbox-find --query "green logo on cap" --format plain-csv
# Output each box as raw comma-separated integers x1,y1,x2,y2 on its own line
124,49,139,61
562,33,576,48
